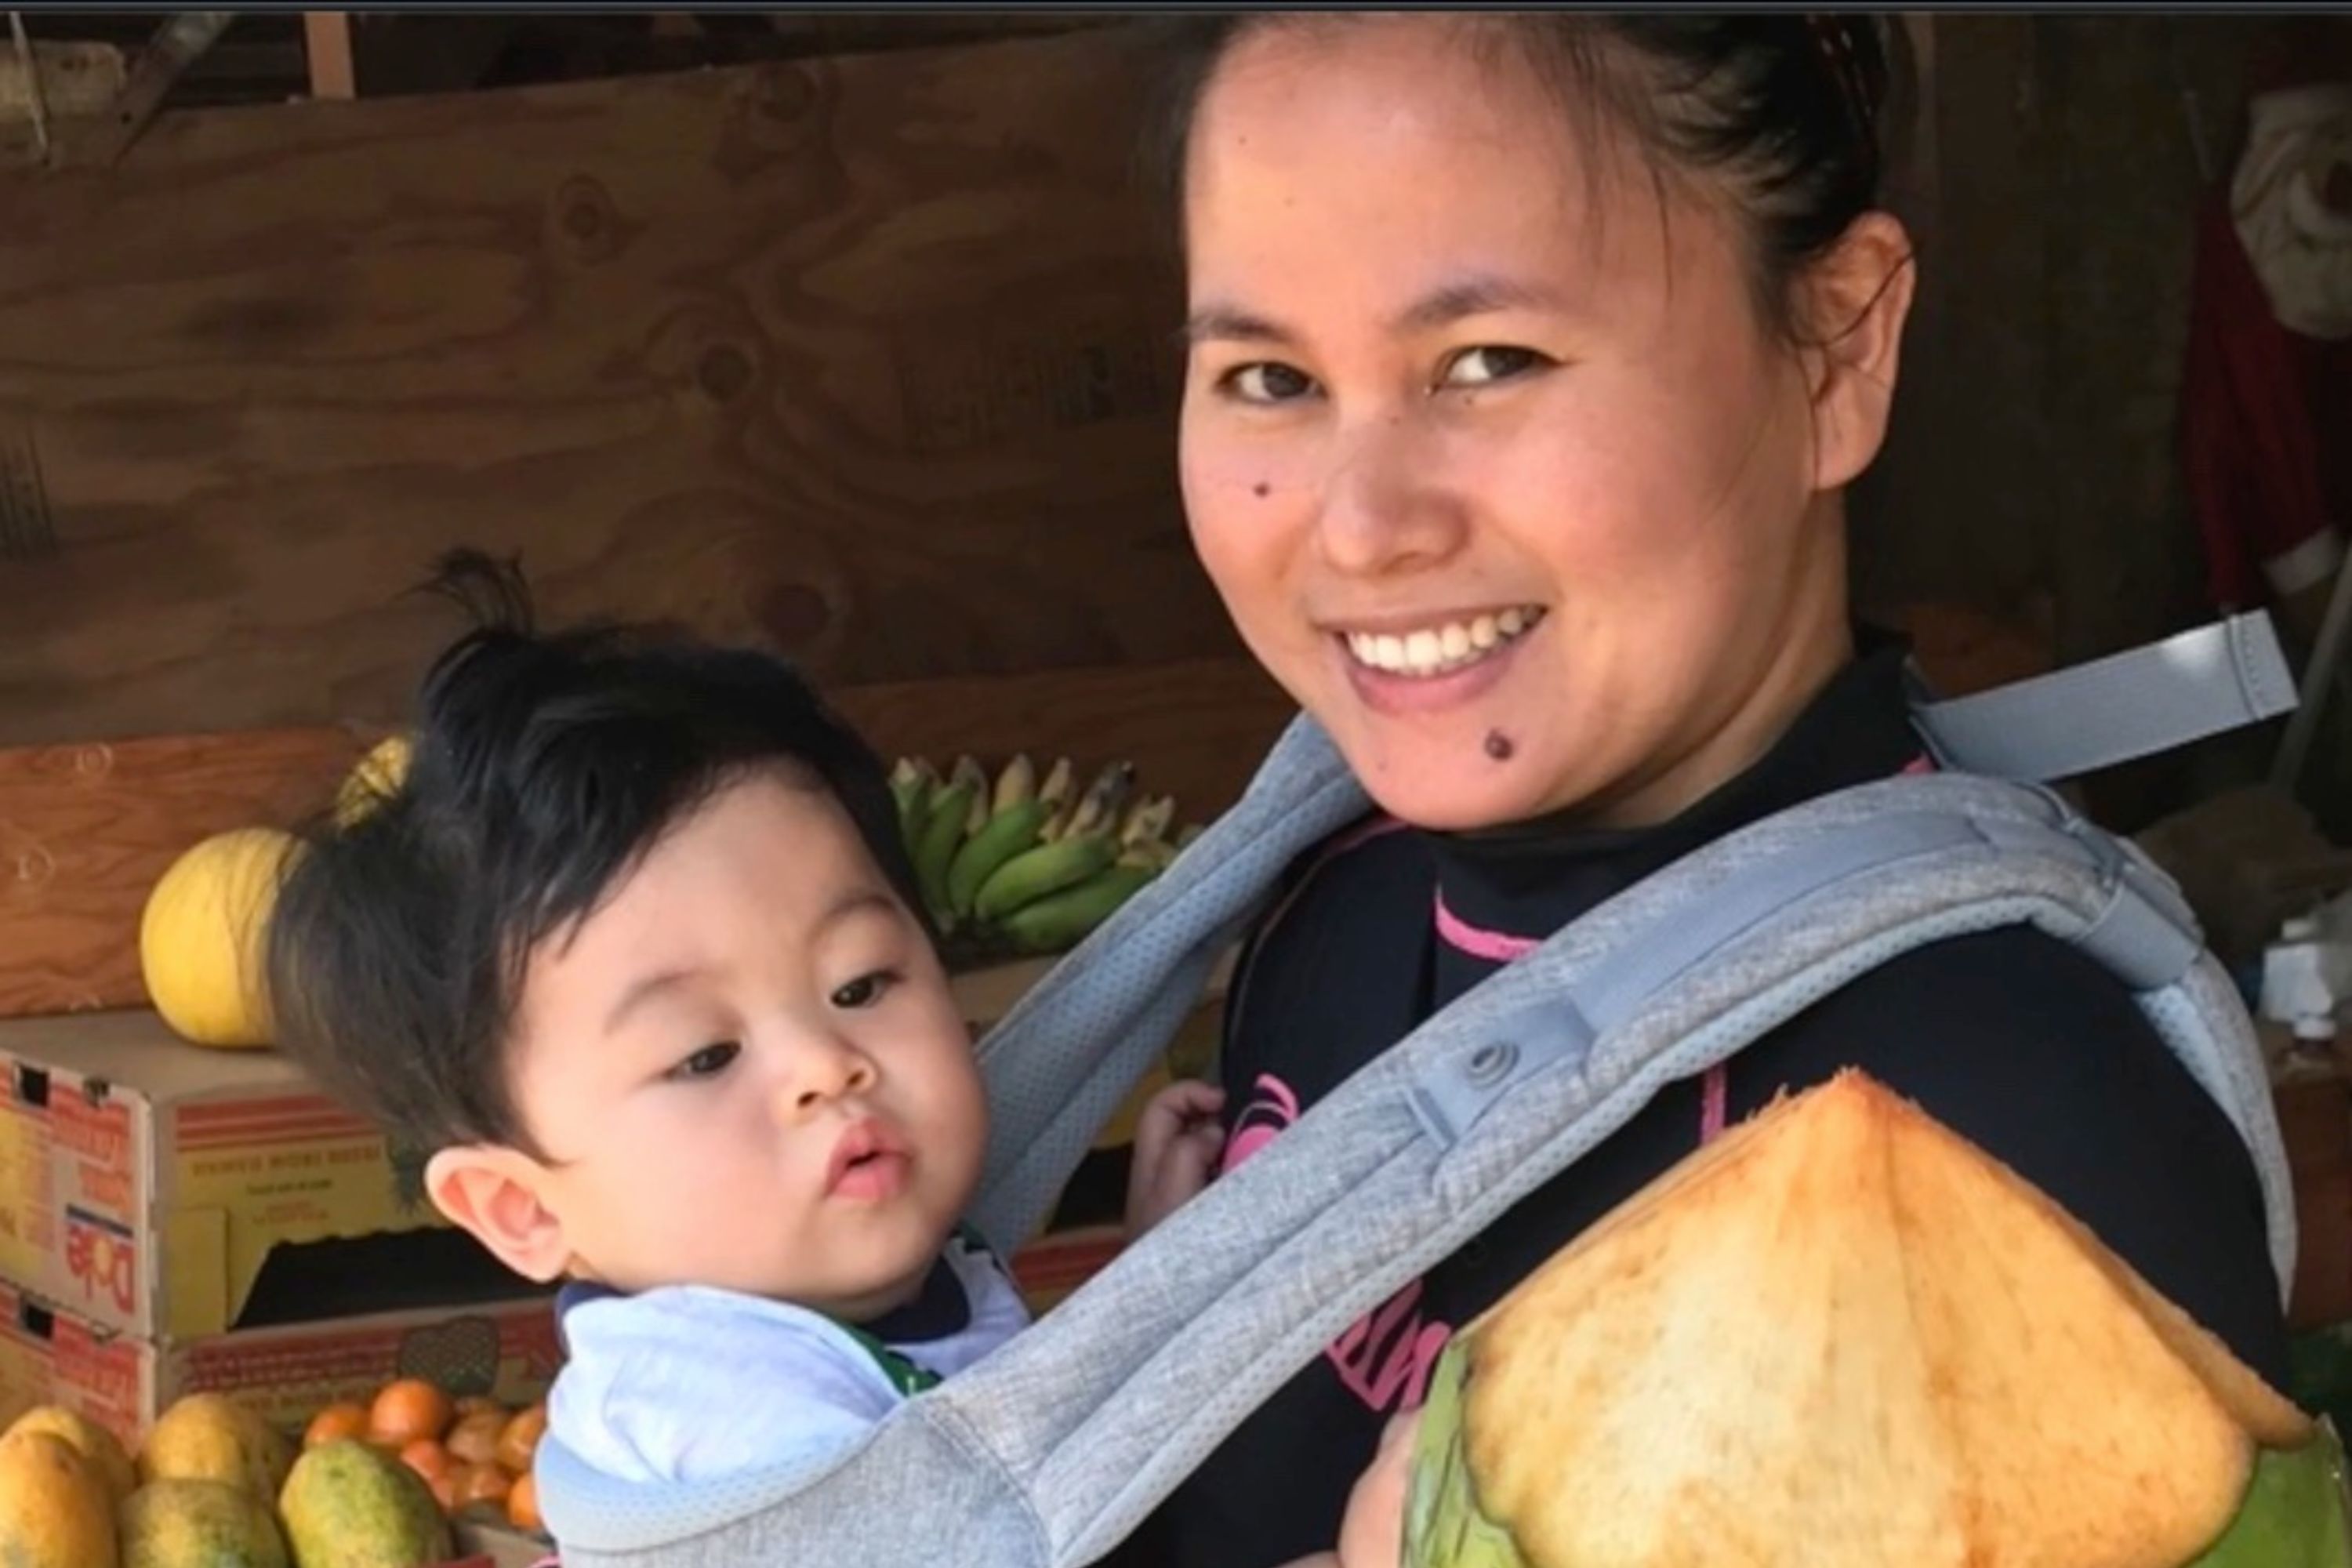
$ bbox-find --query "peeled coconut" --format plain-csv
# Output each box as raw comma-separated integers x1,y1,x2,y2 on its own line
1405,1070,2350,1568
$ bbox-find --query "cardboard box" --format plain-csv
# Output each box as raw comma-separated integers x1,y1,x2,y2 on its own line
0,1282,559,1450
0,1009,454,1341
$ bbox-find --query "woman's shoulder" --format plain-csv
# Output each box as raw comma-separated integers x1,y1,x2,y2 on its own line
1737,924,2289,1381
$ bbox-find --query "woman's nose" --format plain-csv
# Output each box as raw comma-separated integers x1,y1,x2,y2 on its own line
1314,419,1467,578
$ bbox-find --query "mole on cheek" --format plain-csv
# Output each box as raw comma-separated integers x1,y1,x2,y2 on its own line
1484,731,1515,761
1252,481,1272,499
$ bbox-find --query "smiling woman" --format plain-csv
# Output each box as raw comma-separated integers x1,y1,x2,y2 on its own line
1169,14,1907,834
1112,13,2297,1568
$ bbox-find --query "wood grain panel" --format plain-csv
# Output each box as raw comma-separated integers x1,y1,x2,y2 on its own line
0,728,363,1018
0,24,1230,747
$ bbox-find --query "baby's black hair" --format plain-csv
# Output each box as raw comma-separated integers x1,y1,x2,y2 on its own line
267,550,924,1168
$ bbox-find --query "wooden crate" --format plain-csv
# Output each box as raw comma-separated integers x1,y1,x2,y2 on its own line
0,657,1291,1021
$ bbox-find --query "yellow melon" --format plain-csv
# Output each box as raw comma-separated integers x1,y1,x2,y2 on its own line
139,828,302,1048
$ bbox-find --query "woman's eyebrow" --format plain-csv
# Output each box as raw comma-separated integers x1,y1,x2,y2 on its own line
1182,303,1294,347
1182,274,1575,349
1392,272,1575,333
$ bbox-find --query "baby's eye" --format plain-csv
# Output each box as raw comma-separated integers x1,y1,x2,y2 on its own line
669,1041,740,1081
1440,346,1549,388
1219,361,1319,405
830,972,897,1010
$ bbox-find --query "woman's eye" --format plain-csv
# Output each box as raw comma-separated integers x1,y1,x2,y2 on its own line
669,1041,740,1081
830,972,896,1010
1441,346,1548,388
1219,361,1319,405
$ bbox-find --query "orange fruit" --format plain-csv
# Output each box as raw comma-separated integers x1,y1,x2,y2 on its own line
495,1404,547,1475
453,1396,506,1424
303,1402,369,1449
367,1379,453,1447
430,1460,474,1514
459,1464,512,1508
506,1470,542,1533
398,1437,452,1486
445,1410,504,1468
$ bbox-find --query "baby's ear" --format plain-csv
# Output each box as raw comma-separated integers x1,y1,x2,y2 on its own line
425,1145,573,1283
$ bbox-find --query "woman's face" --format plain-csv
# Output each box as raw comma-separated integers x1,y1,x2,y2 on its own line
1179,20,1892,831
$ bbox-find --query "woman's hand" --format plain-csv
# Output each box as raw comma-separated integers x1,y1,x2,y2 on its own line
1124,1079,1227,1236
1337,1410,1420,1568
1276,1410,1424,1568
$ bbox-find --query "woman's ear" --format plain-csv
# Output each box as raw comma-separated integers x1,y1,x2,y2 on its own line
1800,210,1918,492
425,1145,574,1283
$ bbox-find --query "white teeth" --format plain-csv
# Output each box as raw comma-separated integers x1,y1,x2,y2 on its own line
1342,607,1544,678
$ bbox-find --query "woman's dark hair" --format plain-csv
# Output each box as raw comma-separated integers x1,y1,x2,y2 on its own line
1139,13,1911,345
267,550,925,1171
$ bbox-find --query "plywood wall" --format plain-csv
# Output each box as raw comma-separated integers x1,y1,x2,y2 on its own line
0,24,1236,747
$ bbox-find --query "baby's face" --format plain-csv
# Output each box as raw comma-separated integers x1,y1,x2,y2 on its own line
506,768,984,1320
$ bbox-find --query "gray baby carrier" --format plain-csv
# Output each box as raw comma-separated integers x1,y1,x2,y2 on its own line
543,615,2302,1567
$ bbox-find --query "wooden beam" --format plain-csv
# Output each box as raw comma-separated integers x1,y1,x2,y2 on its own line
301,11,353,100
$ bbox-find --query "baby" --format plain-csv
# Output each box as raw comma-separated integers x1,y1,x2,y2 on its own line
267,554,1396,1565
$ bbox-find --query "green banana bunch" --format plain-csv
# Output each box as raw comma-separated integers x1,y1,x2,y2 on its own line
890,757,939,843
999,862,1160,953
948,796,1051,920
1035,757,1078,840
888,753,1192,960
910,763,982,931
974,832,1117,923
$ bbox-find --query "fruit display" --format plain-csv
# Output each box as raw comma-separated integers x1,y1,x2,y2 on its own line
1403,1071,2352,1568
2,1396,302,1568
0,1380,544,1568
890,753,1206,966
300,1377,546,1541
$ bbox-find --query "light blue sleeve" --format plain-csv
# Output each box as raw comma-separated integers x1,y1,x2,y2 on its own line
545,1285,905,1486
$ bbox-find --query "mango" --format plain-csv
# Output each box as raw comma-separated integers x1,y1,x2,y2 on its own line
0,1429,117,1568
140,1392,295,1501
2,1404,136,1507
121,1478,291,1568
278,1439,452,1568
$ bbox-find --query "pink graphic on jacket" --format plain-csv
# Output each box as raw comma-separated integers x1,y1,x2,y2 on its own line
1222,1073,1454,1414
1218,743,1943,1414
